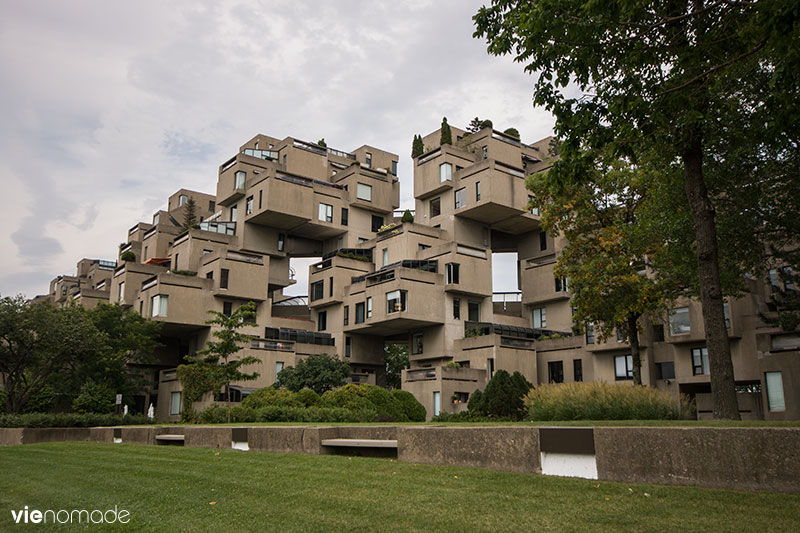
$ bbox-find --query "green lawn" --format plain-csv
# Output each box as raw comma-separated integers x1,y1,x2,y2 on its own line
0,443,798,532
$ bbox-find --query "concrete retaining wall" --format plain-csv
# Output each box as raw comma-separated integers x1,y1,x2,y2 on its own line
1,425,798,493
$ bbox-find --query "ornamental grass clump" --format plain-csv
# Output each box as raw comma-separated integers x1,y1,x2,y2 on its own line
525,381,694,421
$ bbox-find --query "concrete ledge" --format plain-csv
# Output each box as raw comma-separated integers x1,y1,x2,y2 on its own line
183,427,229,449
595,427,800,493
22,428,90,444
0,428,24,446
397,426,541,474
248,427,308,453
89,427,114,443
321,439,398,448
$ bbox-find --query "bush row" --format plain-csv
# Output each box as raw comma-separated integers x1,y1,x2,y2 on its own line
0,412,153,428
525,382,695,421
197,405,379,424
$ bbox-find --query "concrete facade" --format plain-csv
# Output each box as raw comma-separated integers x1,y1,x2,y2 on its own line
35,125,798,421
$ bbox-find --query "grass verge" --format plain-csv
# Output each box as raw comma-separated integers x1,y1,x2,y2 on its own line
0,443,798,532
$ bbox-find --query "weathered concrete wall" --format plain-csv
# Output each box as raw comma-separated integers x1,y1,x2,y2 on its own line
21,428,90,444
248,427,311,453
184,427,231,449
594,427,800,493
397,426,541,473
0,428,24,446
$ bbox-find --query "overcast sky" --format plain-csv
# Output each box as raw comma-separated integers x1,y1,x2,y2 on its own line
0,0,555,299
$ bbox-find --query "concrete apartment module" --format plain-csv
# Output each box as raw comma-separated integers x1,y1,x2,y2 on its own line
38,126,799,422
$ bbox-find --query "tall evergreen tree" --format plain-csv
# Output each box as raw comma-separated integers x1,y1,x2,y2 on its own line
440,117,452,145
411,134,424,158
182,196,197,231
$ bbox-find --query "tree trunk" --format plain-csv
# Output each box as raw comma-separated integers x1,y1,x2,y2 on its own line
225,381,231,424
682,134,740,420
627,313,643,386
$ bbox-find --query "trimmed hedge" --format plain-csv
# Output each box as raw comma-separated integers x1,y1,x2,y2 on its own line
0,412,153,428
197,405,378,423
321,384,426,422
241,388,302,410
526,382,695,421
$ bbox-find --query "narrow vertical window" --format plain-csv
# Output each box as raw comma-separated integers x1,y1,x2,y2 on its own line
476,181,481,201
365,152,372,168
220,268,229,289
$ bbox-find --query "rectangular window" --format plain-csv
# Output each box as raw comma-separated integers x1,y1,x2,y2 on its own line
365,152,372,168
446,263,460,284
259,190,262,209
223,301,233,317
151,295,168,317
476,181,481,201
482,227,489,247
548,361,564,383
453,298,460,319
765,372,785,411
691,347,709,375
220,268,229,289
345,337,351,357
652,324,665,342
275,362,284,382
724,301,731,329
277,233,285,252
329,277,333,297
656,362,675,380
573,359,583,382
555,277,569,292
209,200,215,211
371,215,383,232
412,333,423,355
318,311,327,331
173,253,179,272
468,301,480,322
533,307,547,328
440,162,453,182
540,231,547,251
366,296,373,319
311,280,324,302
433,391,441,417
585,322,595,344
615,355,634,380
246,196,253,215
382,248,388,267
343,306,349,326
206,272,213,280
341,208,348,226
391,160,398,175
669,307,690,335
153,213,160,225
355,302,365,324
482,146,488,159
386,290,407,313
282,154,287,171
454,187,466,209
230,205,237,222
234,170,245,189
170,392,182,415
203,249,212,255
139,301,143,315
430,197,441,218
118,281,125,302
318,203,333,223
357,182,372,201
178,194,188,207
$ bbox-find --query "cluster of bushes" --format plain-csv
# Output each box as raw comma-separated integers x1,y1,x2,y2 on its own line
525,382,695,421
0,412,152,428
195,384,426,423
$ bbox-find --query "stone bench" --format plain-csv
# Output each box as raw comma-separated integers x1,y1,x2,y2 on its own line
155,434,185,445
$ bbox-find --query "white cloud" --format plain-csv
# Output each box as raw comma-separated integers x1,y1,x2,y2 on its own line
0,0,555,298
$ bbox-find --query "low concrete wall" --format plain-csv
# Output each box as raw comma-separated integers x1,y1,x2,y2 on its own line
21,428,90,444
0,428,24,446
595,427,800,493
397,426,541,474
248,426,311,453
184,427,231,449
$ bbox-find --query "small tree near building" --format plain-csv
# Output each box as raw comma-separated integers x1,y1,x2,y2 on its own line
277,353,350,395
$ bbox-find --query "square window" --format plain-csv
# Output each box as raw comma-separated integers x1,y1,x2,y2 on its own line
387,290,407,313
548,361,564,383
318,203,333,223
555,277,569,292
357,182,372,201
468,301,480,322
311,280,324,302
615,355,634,380
655,362,675,380
371,215,383,232
669,307,691,335
440,162,452,182
151,295,168,317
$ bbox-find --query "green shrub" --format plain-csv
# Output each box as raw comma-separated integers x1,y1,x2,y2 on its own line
295,388,321,407
320,383,375,411
401,210,414,223
21,385,57,414
469,370,532,420
242,388,302,410
391,390,426,422
525,382,695,421
503,127,520,139
440,117,452,145
120,250,136,262
197,406,229,424
0,412,152,428
277,353,350,395
431,411,515,423
72,381,116,414
366,386,407,421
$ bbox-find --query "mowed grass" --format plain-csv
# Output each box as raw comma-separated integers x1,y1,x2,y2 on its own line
0,443,798,532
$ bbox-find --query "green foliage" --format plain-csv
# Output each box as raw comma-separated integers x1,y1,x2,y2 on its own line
525,382,695,421
431,411,515,423
335,251,371,262
439,117,452,145
277,353,350,395
172,270,197,277
21,385,57,414
445,361,461,368
317,138,327,147
479,119,493,129
182,196,197,231
377,223,398,233
72,380,116,414
295,388,321,407
384,344,409,390
0,412,151,428
120,250,136,262
196,404,378,423
411,134,424,158
464,328,486,338
401,210,414,223
320,383,425,422
468,370,532,420
176,363,218,421
242,388,302,409
390,389,426,422
503,127,519,139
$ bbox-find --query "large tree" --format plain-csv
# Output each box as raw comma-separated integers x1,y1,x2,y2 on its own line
384,343,409,390
529,153,678,384
276,353,350,395
0,297,105,413
475,0,799,418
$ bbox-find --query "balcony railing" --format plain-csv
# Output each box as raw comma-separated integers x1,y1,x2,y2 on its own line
327,147,356,160
98,260,117,270
242,148,279,160
351,260,438,284
293,139,327,156
199,221,236,235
